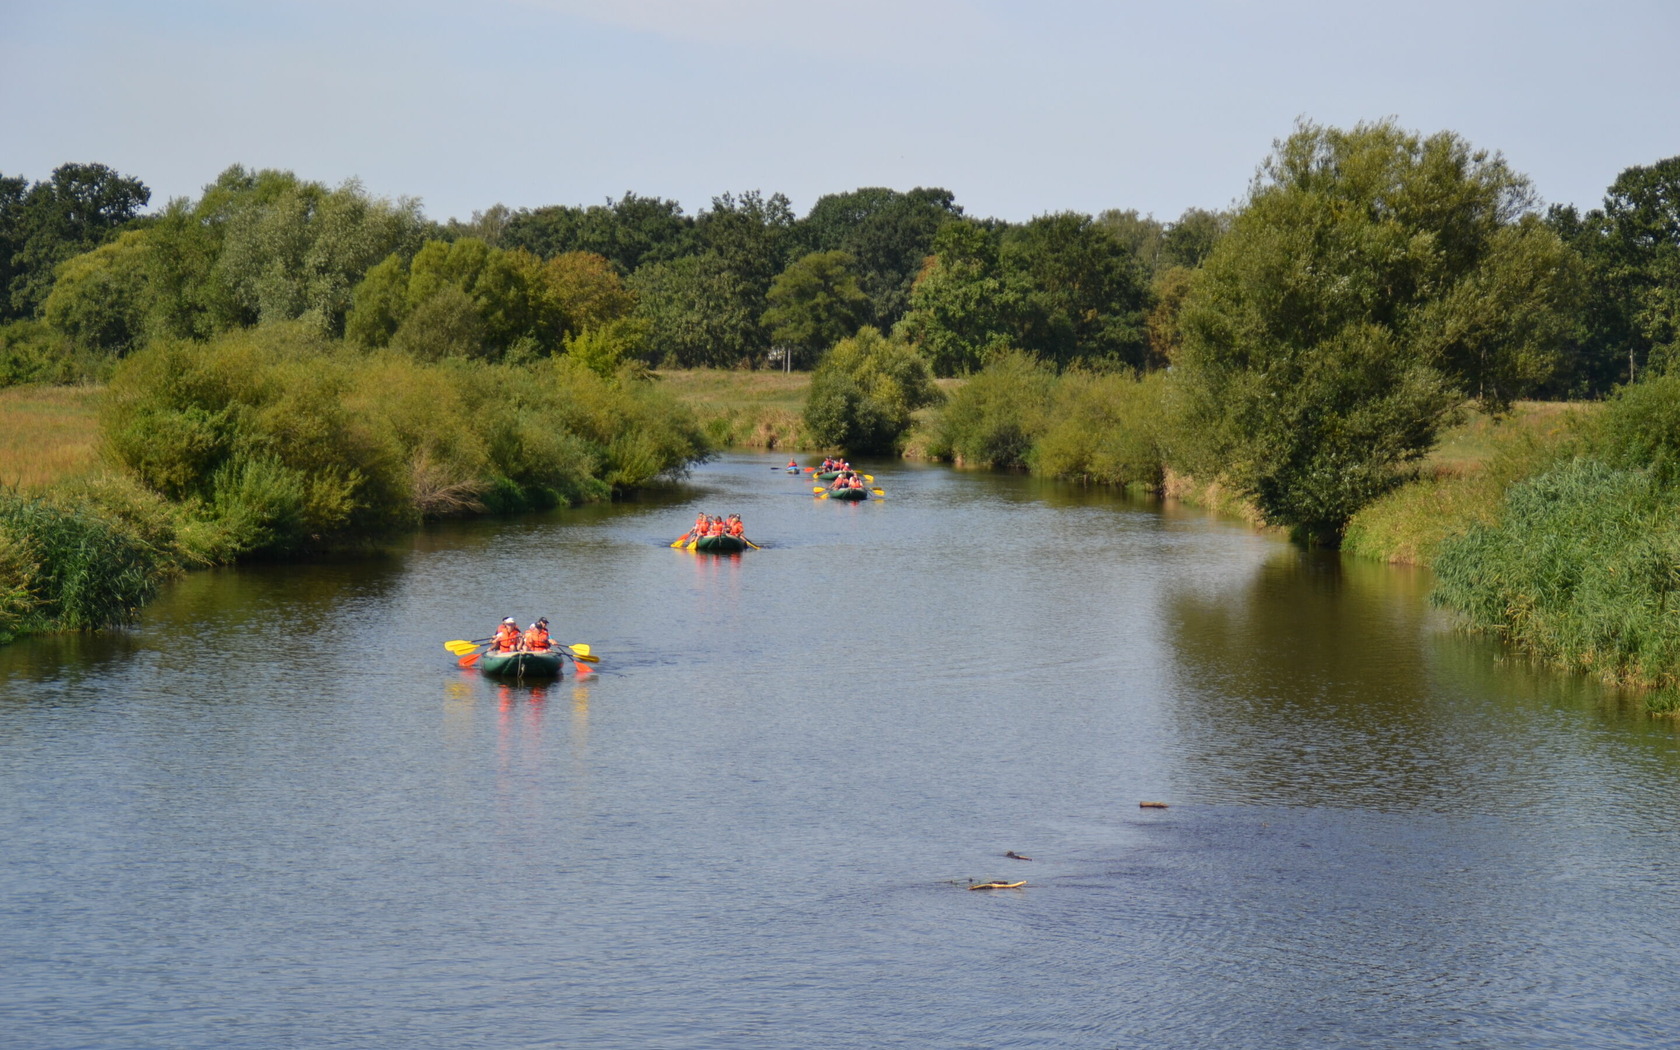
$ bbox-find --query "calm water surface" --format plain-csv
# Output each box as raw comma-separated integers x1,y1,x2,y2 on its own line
3,453,1678,1049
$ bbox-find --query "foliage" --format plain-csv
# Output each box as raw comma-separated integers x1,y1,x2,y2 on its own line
631,254,761,367
896,220,1022,376
763,250,873,369
1032,369,1167,487
920,350,1055,468
42,230,154,357
1342,402,1583,565
0,490,166,638
0,163,150,322
898,214,1151,375
1585,370,1680,484
1171,119,1580,544
801,327,938,453
502,193,695,272
1432,457,1680,700
795,187,961,328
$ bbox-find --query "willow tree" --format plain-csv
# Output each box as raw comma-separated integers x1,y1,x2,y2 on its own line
1172,119,1582,545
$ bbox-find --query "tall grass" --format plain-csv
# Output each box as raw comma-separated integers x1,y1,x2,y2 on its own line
1432,458,1680,708
0,384,103,492
654,368,811,449
0,491,169,641
1341,403,1587,565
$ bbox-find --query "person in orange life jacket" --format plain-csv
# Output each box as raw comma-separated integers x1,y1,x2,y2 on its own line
786,459,797,469
492,617,521,652
726,515,744,537
691,511,708,539
706,517,726,537
848,474,864,490
523,617,551,652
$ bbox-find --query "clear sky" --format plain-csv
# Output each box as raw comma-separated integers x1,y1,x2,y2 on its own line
4,0,1675,225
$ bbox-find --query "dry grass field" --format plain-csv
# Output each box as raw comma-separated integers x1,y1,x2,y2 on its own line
0,384,103,493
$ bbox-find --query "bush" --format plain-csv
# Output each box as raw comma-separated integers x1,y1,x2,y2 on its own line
802,327,938,454
921,350,1053,468
1032,369,1166,487
1432,457,1680,698
0,491,166,637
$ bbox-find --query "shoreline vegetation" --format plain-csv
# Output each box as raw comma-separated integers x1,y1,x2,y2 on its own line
2,123,1678,710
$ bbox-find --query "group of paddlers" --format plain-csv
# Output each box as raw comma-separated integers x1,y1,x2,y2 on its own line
682,513,747,543
489,616,553,653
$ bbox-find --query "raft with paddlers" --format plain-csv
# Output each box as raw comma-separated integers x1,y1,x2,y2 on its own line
826,485,868,500
443,623,600,679
670,512,759,551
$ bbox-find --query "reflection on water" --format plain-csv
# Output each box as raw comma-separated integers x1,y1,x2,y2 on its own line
2,453,1678,1050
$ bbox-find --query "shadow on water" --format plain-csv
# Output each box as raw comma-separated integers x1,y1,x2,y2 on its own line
1161,544,1680,813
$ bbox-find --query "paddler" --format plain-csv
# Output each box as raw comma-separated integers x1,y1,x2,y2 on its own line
522,617,551,652
491,617,521,653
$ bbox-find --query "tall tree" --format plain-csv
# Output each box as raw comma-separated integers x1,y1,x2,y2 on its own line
1,163,150,321
1173,119,1581,545
796,187,961,328
762,250,872,369
1002,212,1152,370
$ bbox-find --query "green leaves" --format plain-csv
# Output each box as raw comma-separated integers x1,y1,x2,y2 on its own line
1172,119,1574,544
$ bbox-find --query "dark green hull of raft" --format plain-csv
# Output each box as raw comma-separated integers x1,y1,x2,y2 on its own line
479,650,565,678
827,486,868,500
693,534,747,553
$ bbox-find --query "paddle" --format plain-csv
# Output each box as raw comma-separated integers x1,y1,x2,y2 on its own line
563,643,599,663
445,638,491,654
743,537,761,550
458,652,482,668
670,530,696,548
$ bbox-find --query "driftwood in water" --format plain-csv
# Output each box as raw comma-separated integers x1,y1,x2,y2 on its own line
1139,801,1169,808
968,880,1027,890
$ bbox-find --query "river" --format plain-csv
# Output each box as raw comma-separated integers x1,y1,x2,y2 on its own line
3,452,1678,1049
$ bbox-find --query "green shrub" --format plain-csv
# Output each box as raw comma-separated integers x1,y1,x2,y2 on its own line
923,349,1053,468
803,327,939,454
1432,457,1680,699
1032,369,1166,487
0,491,165,636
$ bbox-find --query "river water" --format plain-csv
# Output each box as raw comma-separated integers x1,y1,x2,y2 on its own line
3,452,1678,1049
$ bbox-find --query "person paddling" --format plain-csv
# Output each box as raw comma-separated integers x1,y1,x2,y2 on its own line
491,617,521,653
522,617,551,652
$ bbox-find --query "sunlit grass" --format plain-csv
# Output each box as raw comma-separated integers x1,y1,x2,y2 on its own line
1343,401,1594,566
0,384,103,493
654,368,811,449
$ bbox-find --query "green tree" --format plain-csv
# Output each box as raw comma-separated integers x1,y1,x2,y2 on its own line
802,327,938,453
631,254,759,367
1173,119,1579,545
1002,212,1152,369
896,220,1023,376
1600,157,1680,377
796,187,961,327
762,250,872,368
41,230,154,357
1,163,150,321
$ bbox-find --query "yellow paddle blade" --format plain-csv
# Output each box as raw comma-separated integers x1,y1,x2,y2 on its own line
812,486,826,493
569,643,591,656
444,640,480,654
871,488,884,495
670,537,687,548
863,474,874,482
566,644,599,663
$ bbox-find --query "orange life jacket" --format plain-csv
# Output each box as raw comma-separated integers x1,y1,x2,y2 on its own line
728,519,744,536
707,520,725,536
493,624,520,652
523,626,549,651
849,476,863,489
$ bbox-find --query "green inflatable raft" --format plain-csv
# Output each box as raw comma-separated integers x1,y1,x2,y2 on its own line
692,534,747,553
479,649,566,678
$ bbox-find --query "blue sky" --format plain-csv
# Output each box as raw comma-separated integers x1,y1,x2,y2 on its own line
4,0,1675,224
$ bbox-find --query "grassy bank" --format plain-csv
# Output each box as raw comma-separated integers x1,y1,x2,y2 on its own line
654,369,810,449
0,384,103,492
1342,402,1592,566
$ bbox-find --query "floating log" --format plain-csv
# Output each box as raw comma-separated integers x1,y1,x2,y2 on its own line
968,881,1027,890
1004,850,1032,861
1139,801,1169,808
